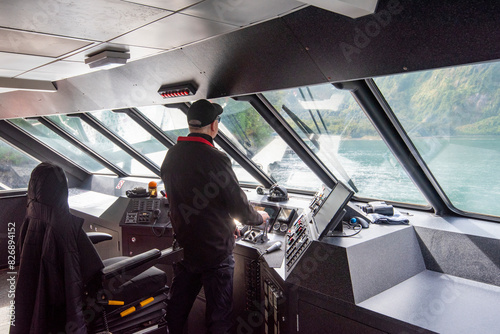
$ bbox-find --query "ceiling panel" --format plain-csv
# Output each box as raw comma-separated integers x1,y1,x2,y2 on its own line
0,0,170,41
0,28,93,58
0,88,17,93
182,18,327,97
111,13,237,49
0,69,25,78
182,0,306,26
0,52,54,72
123,0,203,11
16,60,99,81
282,2,500,82
64,43,165,63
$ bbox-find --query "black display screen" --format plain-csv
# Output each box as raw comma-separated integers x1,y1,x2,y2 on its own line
313,182,353,238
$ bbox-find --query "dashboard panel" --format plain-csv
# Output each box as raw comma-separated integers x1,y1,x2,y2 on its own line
238,202,298,244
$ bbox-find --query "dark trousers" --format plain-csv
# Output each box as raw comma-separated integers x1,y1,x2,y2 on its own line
166,254,235,334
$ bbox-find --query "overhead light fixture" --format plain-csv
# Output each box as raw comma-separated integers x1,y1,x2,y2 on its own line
84,50,130,69
298,0,379,18
0,77,57,93
158,82,197,99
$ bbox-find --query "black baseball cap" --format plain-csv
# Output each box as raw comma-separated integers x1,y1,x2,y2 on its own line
187,99,223,127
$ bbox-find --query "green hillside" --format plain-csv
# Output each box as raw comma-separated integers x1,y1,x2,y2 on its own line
265,61,499,140
457,115,500,135
374,61,500,136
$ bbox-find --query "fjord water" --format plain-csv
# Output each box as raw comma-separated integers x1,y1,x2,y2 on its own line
340,137,500,217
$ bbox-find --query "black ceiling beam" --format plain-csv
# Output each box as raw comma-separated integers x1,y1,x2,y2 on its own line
76,113,161,176
173,102,275,188
113,108,175,149
0,120,89,183
36,117,127,177
334,80,451,216
237,94,337,190
167,102,190,115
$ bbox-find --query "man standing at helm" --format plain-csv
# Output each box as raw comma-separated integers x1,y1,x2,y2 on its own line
161,99,269,333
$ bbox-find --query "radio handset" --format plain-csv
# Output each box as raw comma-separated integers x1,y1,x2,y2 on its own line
126,187,149,198
265,241,282,254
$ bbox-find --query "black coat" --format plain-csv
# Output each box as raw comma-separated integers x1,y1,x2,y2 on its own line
11,162,103,334
161,133,263,271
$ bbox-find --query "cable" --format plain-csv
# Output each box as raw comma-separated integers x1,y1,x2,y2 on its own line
102,309,110,333
151,224,166,237
151,209,166,237
324,222,362,238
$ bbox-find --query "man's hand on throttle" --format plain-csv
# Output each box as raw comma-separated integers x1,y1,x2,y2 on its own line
258,211,270,224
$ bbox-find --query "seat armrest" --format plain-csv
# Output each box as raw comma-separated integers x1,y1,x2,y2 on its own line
87,232,113,244
157,246,184,265
102,249,161,281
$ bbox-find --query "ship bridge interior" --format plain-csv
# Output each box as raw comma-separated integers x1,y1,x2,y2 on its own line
0,0,499,333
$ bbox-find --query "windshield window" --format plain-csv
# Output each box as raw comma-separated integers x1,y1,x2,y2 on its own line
0,138,40,190
263,84,427,204
8,118,113,174
210,97,322,190
138,105,190,141
92,110,165,171
46,114,153,176
139,104,259,184
374,61,500,216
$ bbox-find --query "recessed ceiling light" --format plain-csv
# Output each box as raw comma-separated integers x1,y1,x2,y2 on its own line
84,50,131,69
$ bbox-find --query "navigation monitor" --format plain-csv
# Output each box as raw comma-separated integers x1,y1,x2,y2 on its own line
313,182,354,239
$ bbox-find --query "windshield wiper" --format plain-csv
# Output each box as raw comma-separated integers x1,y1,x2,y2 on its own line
300,87,330,135
282,105,320,148
282,104,359,193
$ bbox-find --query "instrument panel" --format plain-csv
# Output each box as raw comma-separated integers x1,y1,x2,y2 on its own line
251,204,297,234
238,202,298,244
120,197,170,227
272,208,296,234
238,183,354,275
285,212,312,272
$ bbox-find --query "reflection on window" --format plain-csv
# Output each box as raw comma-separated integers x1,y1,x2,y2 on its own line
138,105,189,141
0,139,40,190
263,84,427,204
375,61,500,216
9,118,113,174
91,110,161,176
139,104,259,184
47,114,153,176
211,97,322,190
213,141,258,185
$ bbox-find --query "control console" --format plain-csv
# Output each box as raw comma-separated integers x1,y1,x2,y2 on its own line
285,212,313,272
239,202,297,244
120,197,170,228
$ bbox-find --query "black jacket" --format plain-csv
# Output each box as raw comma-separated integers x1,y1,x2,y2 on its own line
161,133,263,270
11,162,103,334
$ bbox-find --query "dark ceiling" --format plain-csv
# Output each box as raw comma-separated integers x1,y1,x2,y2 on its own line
0,0,498,119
